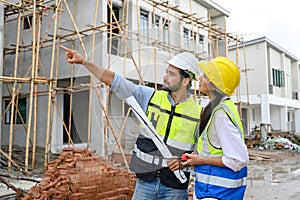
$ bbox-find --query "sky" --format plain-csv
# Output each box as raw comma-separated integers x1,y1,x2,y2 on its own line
213,0,300,59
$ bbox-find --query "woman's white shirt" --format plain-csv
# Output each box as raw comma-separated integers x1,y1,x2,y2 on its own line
207,109,249,172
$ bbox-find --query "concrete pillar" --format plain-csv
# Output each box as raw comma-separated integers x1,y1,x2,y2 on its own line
261,94,270,124
280,106,288,131
128,0,138,51
171,0,181,48
96,0,108,66
90,87,107,157
0,2,4,147
295,108,300,135
51,95,64,153
90,0,108,156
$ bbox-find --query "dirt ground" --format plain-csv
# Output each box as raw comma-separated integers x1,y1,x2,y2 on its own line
0,147,299,199
245,148,300,200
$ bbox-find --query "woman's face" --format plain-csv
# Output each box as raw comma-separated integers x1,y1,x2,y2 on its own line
199,74,211,95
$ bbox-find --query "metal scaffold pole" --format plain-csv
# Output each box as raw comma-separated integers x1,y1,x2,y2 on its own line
0,0,244,173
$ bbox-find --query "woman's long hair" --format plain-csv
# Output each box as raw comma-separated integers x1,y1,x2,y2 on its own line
199,88,226,134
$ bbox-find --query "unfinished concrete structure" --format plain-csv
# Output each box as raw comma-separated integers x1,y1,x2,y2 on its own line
0,0,242,173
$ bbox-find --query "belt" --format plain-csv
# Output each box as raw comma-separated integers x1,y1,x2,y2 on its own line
156,170,161,178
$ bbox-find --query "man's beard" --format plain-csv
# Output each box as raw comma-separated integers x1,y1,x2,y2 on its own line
162,80,182,92
162,87,172,92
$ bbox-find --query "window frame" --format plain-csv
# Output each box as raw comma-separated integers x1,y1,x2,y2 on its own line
272,68,285,87
5,97,27,125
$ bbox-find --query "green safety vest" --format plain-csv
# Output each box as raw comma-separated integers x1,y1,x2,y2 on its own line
197,98,244,155
147,90,202,150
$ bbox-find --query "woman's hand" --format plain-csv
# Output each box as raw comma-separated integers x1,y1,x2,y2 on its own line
181,152,202,167
168,153,203,171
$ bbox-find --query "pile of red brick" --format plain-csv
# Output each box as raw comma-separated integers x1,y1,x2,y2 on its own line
23,148,136,200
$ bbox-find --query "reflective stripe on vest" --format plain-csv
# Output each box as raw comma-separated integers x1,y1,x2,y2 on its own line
146,90,201,150
134,144,192,172
134,144,168,167
194,165,247,200
195,171,247,188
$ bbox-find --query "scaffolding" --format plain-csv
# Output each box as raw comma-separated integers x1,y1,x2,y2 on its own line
0,0,244,174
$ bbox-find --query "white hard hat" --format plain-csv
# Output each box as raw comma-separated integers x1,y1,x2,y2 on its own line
167,52,202,80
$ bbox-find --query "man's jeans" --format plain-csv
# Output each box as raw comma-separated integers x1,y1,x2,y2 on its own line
132,178,188,200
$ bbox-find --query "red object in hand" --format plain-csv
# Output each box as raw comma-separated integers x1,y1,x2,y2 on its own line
181,154,190,161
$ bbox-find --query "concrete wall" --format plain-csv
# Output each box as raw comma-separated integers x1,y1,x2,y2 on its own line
270,105,281,131
291,62,299,95
269,48,285,97
1,0,228,154
229,41,268,96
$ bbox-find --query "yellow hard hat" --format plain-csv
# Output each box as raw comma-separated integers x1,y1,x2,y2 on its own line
198,56,240,96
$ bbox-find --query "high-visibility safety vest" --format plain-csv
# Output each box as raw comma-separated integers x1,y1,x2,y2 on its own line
130,90,202,189
194,99,248,200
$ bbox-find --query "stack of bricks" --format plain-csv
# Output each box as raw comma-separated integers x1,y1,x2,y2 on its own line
23,148,136,200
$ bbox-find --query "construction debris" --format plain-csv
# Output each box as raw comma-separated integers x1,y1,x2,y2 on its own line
22,148,136,200
261,137,299,150
0,145,55,175
246,131,300,151
0,175,27,199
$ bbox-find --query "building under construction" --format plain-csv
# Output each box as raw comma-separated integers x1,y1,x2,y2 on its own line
0,0,242,173
1,0,300,199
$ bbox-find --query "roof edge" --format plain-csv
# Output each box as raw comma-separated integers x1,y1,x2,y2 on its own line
196,0,230,17
229,36,299,61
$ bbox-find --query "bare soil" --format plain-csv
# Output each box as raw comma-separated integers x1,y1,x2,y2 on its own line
245,148,300,200
0,146,299,199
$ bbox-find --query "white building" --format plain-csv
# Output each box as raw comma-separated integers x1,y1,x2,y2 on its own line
229,37,300,137
1,0,232,161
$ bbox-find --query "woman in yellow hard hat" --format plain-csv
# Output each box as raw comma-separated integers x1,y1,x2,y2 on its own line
182,57,249,200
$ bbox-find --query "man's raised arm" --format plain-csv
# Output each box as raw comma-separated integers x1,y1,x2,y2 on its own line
60,45,114,86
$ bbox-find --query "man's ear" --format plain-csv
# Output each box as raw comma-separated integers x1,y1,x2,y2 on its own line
182,77,190,87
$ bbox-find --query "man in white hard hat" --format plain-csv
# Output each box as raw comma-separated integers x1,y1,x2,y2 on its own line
61,45,202,200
